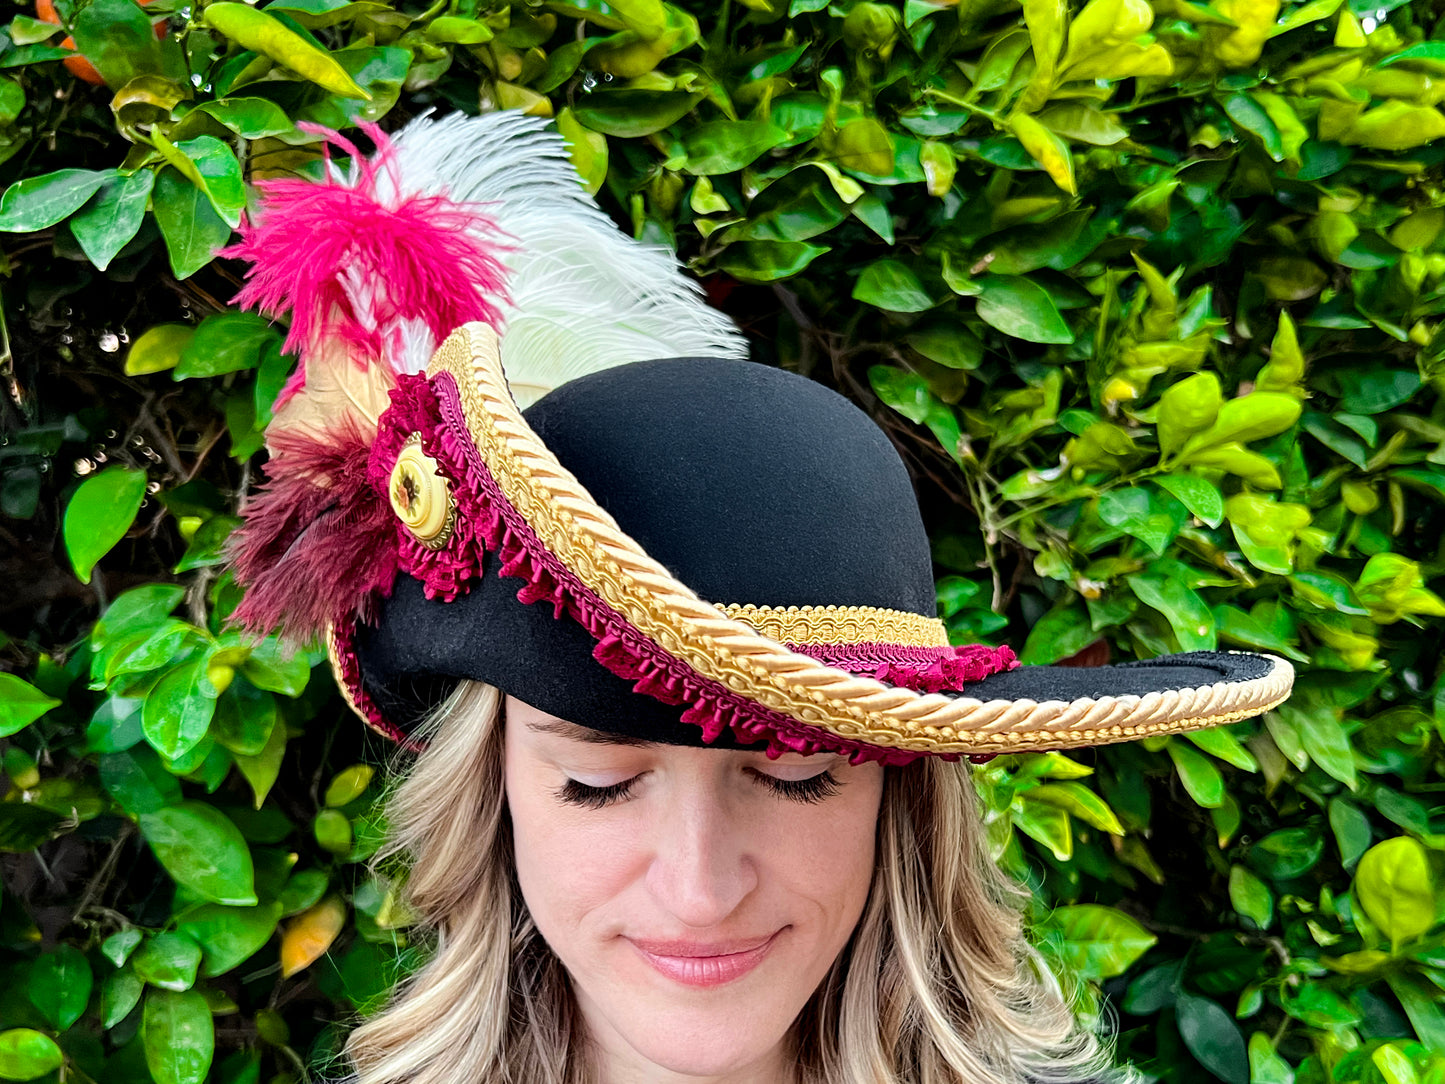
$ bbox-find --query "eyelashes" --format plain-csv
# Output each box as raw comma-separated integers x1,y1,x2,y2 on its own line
555,769,841,810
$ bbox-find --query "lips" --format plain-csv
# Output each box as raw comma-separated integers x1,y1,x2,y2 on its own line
626,931,782,988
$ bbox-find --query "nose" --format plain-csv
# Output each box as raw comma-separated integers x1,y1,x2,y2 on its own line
644,781,758,928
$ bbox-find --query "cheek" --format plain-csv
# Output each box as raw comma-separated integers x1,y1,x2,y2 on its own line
766,773,882,928
504,756,645,939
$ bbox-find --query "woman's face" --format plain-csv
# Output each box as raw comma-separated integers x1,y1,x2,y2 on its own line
504,695,884,1081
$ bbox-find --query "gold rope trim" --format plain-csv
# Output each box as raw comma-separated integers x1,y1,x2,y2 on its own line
719,604,949,647
429,324,1295,754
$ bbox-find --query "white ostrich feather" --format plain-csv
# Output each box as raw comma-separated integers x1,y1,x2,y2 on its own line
385,110,748,408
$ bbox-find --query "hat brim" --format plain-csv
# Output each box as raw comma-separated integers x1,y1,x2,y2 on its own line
335,324,1293,760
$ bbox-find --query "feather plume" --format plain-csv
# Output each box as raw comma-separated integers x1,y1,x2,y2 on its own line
228,420,397,641
386,111,749,407
222,121,510,423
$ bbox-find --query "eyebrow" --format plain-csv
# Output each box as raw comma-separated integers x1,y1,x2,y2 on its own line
523,718,660,747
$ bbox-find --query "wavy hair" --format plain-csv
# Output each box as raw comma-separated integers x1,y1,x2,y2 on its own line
343,681,1116,1084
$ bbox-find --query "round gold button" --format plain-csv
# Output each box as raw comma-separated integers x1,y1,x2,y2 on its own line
389,433,455,549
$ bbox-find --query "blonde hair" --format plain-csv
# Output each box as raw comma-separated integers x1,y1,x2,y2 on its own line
344,681,1116,1084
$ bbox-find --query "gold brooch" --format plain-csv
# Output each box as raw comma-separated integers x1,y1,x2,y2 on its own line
389,433,456,549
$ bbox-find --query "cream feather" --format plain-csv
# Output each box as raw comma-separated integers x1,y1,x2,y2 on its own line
386,110,749,408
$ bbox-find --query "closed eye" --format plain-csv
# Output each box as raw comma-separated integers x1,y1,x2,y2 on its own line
554,767,842,810
748,768,840,804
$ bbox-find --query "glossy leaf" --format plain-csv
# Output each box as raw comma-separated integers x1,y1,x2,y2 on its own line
1355,837,1435,948
70,169,154,270
0,673,61,736
1047,905,1157,981
138,802,257,906
973,276,1073,343
0,1030,63,1081
27,944,92,1030
143,989,215,1084
63,466,148,584
1176,991,1248,1084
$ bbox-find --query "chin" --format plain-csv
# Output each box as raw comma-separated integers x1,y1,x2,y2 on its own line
609,1000,795,1078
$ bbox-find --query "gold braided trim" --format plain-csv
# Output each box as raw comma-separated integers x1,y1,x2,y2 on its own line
719,604,948,647
429,324,1295,754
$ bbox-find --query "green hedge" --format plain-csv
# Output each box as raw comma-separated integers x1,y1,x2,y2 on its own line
3,0,1445,1081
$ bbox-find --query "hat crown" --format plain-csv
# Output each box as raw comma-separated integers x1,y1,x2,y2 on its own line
523,358,936,617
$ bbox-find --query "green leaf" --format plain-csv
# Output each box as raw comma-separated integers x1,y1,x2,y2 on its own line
1100,488,1178,554
143,660,219,761
132,932,203,992
1176,991,1248,1084
1127,573,1216,651
101,968,144,1029
1372,1044,1420,1084
174,312,280,380
71,0,173,88
0,1030,63,1081
1181,393,1302,455
174,137,247,228
177,903,283,977
125,324,194,377
203,2,368,98
1153,474,1224,527
1328,797,1372,870
1386,974,1445,1051
1020,604,1097,664
64,466,148,584
1012,796,1072,859
100,747,183,815
1289,703,1357,789
93,584,187,648
1229,865,1273,929
905,321,983,370
102,929,144,968
194,98,297,139
27,944,92,1030
1027,782,1124,834
0,673,61,737
1355,837,1435,948
313,808,353,854
1247,1033,1293,1084
973,276,1073,344
1184,727,1258,771
278,869,330,916
153,167,233,280
239,639,310,697
143,989,215,1084
0,168,117,232
1222,92,1283,161
232,715,287,808
1249,827,1324,881
1047,904,1157,981
853,260,934,312
684,120,788,176
1328,367,1422,415
572,89,700,137
139,802,257,906
714,241,829,283
70,170,155,271
324,764,376,808
1165,739,1226,808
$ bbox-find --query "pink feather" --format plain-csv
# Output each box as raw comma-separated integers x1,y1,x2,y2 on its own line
222,122,510,406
